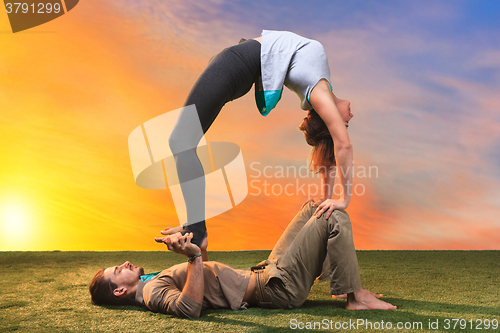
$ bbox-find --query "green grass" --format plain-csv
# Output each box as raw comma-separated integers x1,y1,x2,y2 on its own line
1,251,499,332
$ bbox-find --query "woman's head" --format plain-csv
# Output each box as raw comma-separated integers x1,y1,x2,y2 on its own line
333,95,354,128
299,109,335,173
299,96,353,173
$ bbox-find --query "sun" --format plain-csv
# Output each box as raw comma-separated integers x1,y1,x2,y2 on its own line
1,201,29,240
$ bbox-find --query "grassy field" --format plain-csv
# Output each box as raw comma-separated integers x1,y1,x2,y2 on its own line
1,250,499,332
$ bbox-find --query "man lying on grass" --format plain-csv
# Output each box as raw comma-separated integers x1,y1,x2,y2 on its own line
89,202,396,318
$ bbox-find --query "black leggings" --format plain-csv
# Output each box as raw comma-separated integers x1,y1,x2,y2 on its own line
168,39,261,246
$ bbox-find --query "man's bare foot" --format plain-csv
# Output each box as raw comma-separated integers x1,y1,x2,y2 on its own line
346,288,397,310
333,290,383,299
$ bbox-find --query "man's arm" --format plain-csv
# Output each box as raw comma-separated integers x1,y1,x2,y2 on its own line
155,233,204,316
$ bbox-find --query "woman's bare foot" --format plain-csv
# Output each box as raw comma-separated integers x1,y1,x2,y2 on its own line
200,236,208,261
160,226,184,235
346,288,397,310
161,228,209,261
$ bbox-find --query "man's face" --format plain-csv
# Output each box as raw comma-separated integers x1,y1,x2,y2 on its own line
103,261,144,290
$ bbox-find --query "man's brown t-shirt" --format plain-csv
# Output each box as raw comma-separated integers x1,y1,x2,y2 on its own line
136,261,251,318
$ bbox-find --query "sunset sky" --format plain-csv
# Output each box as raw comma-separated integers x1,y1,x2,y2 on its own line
1,0,499,251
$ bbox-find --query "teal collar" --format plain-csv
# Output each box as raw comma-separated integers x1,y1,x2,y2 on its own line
140,271,161,282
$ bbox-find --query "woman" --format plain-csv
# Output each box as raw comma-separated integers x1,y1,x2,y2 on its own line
164,30,354,259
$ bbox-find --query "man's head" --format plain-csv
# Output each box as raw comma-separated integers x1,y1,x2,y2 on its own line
89,261,144,305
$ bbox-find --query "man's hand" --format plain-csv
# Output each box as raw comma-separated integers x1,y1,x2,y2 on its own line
159,226,207,252
155,232,201,258
313,199,347,219
158,226,208,261
160,226,184,235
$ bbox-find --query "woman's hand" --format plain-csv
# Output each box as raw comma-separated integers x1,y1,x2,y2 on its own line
302,197,328,209
313,199,348,219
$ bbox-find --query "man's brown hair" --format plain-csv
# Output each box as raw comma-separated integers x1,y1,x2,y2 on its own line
89,269,124,305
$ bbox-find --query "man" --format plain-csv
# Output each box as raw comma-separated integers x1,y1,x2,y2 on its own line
89,203,396,318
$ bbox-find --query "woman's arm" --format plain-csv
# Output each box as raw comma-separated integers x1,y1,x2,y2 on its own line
302,167,335,207
309,79,353,216
322,166,336,200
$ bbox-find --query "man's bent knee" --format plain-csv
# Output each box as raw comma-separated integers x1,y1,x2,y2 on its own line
331,210,351,227
299,201,316,218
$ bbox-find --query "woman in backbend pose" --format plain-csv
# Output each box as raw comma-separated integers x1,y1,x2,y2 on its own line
165,30,354,259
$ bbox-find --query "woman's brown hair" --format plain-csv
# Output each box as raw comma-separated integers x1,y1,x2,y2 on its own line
299,109,335,173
